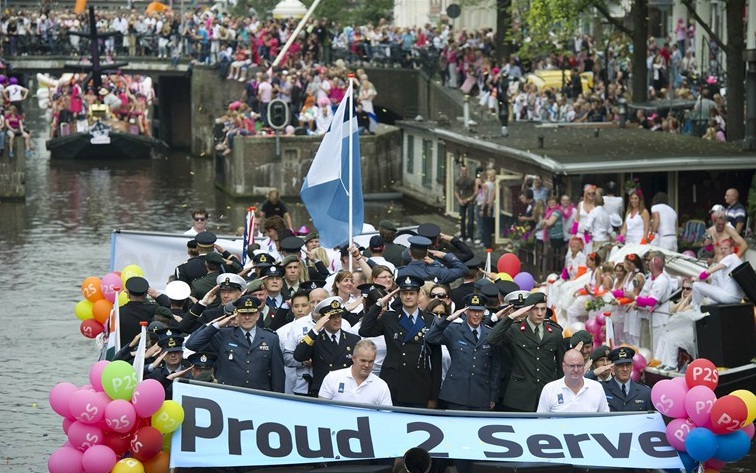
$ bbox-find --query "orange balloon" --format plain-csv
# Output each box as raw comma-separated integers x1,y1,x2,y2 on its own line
143,451,169,473
563,329,573,339
82,276,105,302
92,299,114,324
649,358,662,368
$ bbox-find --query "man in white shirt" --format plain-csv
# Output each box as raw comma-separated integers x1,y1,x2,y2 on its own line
184,208,209,236
537,349,609,413
319,339,392,406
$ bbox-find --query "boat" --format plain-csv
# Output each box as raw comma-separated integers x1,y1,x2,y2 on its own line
41,7,168,160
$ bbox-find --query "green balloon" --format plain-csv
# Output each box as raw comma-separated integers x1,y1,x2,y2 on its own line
102,360,138,400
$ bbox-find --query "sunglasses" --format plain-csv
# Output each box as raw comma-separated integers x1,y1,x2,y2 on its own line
683,287,692,291
432,311,447,316
194,217,207,222
430,293,448,299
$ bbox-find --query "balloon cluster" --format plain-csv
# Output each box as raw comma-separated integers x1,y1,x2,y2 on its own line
496,253,536,291
654,358,756,472
75,265,145,340
583,312,607,345
48,360,185,473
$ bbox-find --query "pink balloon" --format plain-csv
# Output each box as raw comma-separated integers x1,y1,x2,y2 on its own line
670,376,690,393
105,399,137,434
48,447,84,473
63,417,75,435
81,445,117,473
131,379,166,418
50,382,79,419
682,250,696,258
68,390,108,425
685,385,717,427
633,353,648,371
631,369,642,382
584,317,599,334
651,379,688,418
89,361,110,392
67,421,104,451
101,272,122,304
595,312,606,326
666,418,696,451
80,384,96,392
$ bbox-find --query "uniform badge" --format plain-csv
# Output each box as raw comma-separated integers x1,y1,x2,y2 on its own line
200,355,208,363
259,342,269,351
394,333,399,339
228,352,234,361
338,383,345,393
557,394,564,405
346,346,351,351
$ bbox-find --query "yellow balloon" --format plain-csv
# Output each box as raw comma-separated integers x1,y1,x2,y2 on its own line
731,389,756,426
162,431,172,452
74,299,95,321
151,400,185,434
496,272,513,282
118,291,129,307
112,458,145,473
120,264,145,285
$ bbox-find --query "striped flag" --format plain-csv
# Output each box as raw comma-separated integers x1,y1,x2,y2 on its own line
241,206,256,266
300,81,363,248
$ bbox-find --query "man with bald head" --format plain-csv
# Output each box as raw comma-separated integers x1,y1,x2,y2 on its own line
724,188,746,235
537,348,609,413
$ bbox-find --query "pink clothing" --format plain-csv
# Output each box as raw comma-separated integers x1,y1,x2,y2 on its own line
69,84,83,114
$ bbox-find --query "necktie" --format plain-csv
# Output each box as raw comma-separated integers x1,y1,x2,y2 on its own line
331,333,337,344
268,297,277,309
621,383,627,396
245,332,252,345
473,329,479,344
535,325,542,342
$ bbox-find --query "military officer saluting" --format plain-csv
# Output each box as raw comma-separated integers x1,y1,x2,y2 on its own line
293,296,362,396
185,295,285,391
426,293,500,410
398,236,468,285
186,352,217,382
487,292,565,412
603,347,653,412
359,274,442,408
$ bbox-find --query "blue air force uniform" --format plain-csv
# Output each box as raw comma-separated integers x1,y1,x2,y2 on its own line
426,293,501,409
603,347,653,412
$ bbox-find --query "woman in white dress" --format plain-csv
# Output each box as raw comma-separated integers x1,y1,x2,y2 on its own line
614,254,645,347
566,252,611,326
619,190,650,245
573,184,596,253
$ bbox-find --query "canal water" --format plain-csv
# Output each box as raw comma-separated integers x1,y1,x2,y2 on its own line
1,105,752,473
0,107,406,472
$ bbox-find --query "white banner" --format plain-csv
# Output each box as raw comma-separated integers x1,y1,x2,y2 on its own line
110,230,246,291
170,381,684,470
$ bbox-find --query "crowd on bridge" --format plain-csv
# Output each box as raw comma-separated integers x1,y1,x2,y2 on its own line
107,167,751,434
1,5,731,143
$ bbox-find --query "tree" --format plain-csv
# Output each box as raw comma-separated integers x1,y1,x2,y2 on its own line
681,0,745,141
497,0,649,102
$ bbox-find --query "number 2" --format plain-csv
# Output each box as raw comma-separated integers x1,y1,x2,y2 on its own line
407,422,449,458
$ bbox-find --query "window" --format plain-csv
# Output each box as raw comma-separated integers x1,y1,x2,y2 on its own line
436,142,446,184
422,139,433,188
407,135,414,174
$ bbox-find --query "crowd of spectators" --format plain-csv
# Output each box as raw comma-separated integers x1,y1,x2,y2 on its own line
0,7,729,142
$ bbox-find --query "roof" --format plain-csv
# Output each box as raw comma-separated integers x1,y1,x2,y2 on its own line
400,120,756,175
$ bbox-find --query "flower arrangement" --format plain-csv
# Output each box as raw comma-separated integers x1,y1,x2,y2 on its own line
503,224,534,244
585,297,608,312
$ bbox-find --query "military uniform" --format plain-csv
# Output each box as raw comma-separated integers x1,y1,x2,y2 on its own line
293,328,361,395
603,379,653,412
185,324,285,392
426,307,500,409
147,333,189,399
358,275,442,407
398,236,468,284
175,254,207,284
603,347,653,412
118,276,164,349
487,298,565,412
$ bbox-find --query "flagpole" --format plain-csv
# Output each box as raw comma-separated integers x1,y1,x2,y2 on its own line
348,75,355,271
135,321,148,383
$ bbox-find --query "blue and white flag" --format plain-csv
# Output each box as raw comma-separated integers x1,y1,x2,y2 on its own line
300,82,363,248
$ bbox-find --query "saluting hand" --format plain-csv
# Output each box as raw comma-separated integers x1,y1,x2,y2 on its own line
202,285,220,305
167,365,194,381
446,307,465,322
508,304,533,321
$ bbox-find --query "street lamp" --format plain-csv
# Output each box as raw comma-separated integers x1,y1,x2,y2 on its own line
618,97,628,128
